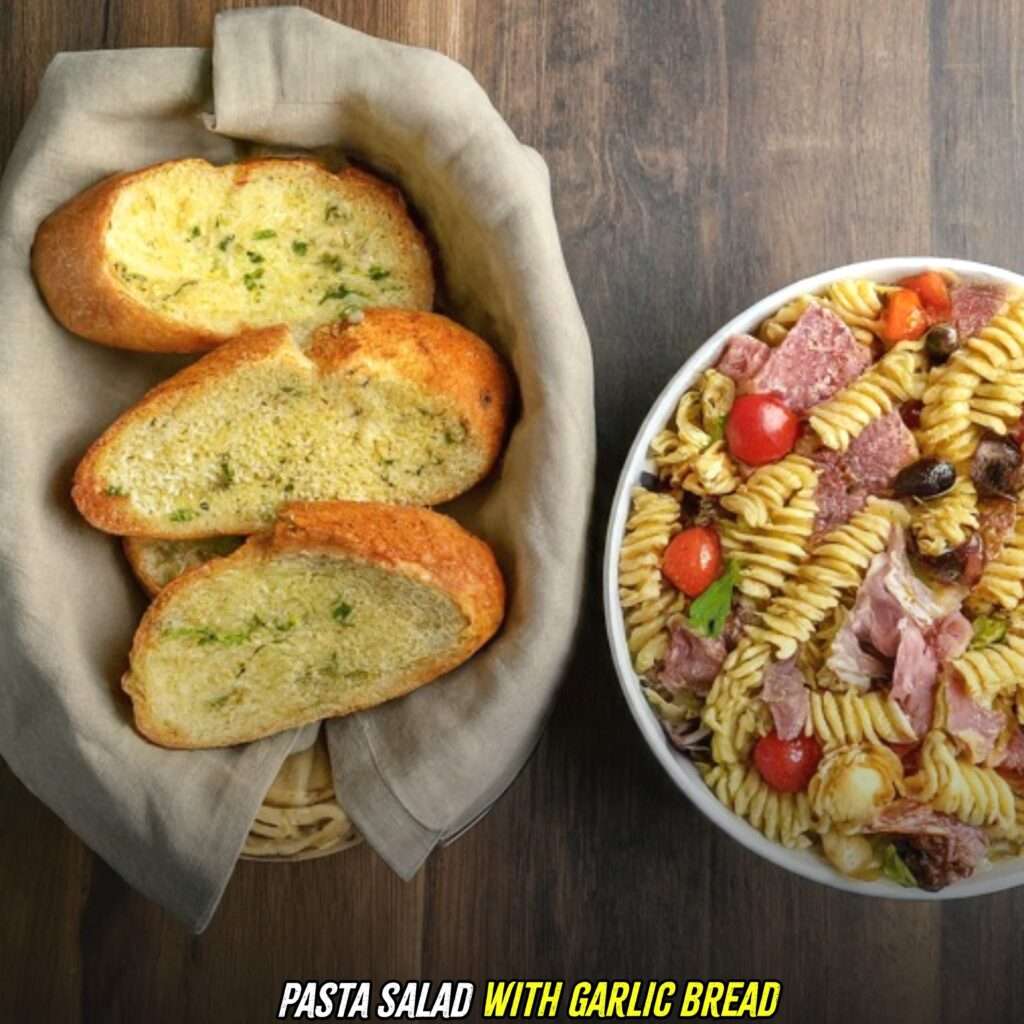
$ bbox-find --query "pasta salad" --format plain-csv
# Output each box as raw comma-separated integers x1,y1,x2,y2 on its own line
619,271,1024,890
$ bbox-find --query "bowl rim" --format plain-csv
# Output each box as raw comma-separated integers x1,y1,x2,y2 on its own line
603,256,1024,900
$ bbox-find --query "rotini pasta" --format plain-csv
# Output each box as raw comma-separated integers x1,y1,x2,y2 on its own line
720,487,817,602
822,278,904,345
699,368,735,432
804,690,917,749
746,499,908,660
757,295,815,346
808,342,927,451
968,513,1024,613
618,487,684,673
650,389,709,487
758,288,884,348
919,302,1022,462
643,685,702,725
622,270,1024,890
970,361,1024,436
797,606,850,689
682,439,740,496
824,279,892,330
721,454,817,528
905,732,1017,834
703,763,814,848
952,619,1024,705
911,477,979,557
703,639,775,764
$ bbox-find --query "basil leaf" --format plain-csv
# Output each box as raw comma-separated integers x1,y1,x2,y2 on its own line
881,844,917,888
686,559,740,638
970,615,1007,650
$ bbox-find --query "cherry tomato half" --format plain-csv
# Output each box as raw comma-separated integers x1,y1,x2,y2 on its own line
754,733,823,793
899,271,952,320
725,394,799,466
662,526,722,597
881,288,928,346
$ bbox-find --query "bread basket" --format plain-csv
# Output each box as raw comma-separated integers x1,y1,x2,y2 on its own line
242,733,361,862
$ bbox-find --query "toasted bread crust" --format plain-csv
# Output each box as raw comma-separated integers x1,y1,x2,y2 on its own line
122,536,244,597
123,502,506,748
32,157,434,353
72,311,512,537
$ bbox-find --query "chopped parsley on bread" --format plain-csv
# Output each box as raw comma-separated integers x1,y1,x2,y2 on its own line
32,158,434,353
122,502,505,748
73,310,512,537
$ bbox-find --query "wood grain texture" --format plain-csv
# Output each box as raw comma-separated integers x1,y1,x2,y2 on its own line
1,1,1022,1021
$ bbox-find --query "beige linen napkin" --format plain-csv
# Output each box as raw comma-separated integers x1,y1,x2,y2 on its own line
0,7,593,928
207,7,594,876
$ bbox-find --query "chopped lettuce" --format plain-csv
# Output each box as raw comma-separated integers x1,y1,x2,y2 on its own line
969,615,1008,650
881,844,917,888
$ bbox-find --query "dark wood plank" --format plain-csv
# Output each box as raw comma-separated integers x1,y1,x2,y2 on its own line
928,5,1024,1021
2,2,1023,1022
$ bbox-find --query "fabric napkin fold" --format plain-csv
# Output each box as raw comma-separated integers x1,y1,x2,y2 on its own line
0,6,594,929
207,7,594,880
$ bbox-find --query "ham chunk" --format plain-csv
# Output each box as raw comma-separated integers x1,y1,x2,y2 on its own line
840,527,967,735
760,656,808,740
656,622,726,697
868,799,988,891
996,723,1024,774
716,333,770,383
826,614,885,690
751,305,871,413
945,674,1005,763
950,284,1005,339
891,620,938,736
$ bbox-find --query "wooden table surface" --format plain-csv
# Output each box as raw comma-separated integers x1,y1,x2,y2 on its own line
2,2,1022,1021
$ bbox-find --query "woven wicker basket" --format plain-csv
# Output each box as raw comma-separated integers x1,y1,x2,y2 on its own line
242,733,361,862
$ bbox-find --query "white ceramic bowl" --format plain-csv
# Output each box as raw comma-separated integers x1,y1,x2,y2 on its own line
604,257,1024,899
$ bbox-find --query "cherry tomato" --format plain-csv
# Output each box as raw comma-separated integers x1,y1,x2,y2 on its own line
725,394,799,466
754,733,822,793
662,526,722,597
899,271,952,320
881,288,928,346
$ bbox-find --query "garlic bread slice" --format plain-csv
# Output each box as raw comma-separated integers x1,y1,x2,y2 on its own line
33,158,434,352
73,310,511,537
123,502,505,748
123,536,246,597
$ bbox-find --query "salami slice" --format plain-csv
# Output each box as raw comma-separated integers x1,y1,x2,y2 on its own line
811,451,866,539
715,333,770,383
950,284,1006,339
841,411,919,494
751,305,870,413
